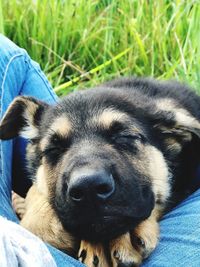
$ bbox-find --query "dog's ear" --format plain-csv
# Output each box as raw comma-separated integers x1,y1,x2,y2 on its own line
151,100,200,148
0,96,49,140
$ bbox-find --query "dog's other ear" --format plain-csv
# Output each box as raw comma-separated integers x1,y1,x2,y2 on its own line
152,100,200,146
0,96,49,140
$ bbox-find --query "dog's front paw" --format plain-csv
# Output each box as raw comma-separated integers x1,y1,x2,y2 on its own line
78,240,109,267
110,233,142,267
110,215,159,267
132,217,159,259
12,191,26,219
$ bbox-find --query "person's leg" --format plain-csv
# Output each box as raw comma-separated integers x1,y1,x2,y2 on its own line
0,33,58,220
0,34,84,267
142,188,200,267
0,34,28,221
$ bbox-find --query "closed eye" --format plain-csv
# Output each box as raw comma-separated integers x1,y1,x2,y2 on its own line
41,133,71,158
102,120,146,148
113,133,145,144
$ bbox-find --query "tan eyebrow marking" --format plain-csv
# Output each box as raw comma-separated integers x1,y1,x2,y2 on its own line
94,108,128,128
40,115,71,150
50,115,72,136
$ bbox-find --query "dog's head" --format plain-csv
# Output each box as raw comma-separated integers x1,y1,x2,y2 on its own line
1,80,200,241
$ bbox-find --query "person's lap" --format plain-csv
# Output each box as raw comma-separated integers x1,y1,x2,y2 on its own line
143,188,200,266
0,34,83,267
0,34,200,266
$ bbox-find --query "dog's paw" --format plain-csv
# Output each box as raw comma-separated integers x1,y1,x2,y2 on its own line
12,191,26,219
110,233,142,267
78,240,109,267
132,217,159,259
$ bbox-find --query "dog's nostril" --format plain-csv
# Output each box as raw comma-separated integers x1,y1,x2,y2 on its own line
69,188,84,202
96,183,113,198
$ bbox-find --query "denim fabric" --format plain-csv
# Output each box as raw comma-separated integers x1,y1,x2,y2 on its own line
0,34,84,267
142,189,200,266
0,34,200,266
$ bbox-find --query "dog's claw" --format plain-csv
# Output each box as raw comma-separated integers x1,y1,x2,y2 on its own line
133,215,159,259
78,249,87,262
110,233,142,267
93,255,99,266
132,235,149,259
113,250,120,260
132,236,145,249
78,240,109,267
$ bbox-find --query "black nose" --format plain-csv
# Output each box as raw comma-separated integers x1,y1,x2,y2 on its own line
68,170,115,203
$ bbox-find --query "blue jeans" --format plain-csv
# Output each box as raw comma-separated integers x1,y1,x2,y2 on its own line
0,34,83,267
0,34,200,266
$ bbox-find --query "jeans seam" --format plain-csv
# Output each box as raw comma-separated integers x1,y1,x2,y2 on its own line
0,53,26,117
0,54,26,201
25,60,58,103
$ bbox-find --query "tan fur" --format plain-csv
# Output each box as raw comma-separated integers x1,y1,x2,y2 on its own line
20,98,39,139
79,241,109,267
40,116,71,151
40,137,49,151
129,143,171,206
133,207,160,259
94,108,127,128
51,115,72,137
35,165,49,196
108,206,160,266
21,184,78,256
146,145,171,205
33,154,63,201
25,101,38,124
110,233,142,267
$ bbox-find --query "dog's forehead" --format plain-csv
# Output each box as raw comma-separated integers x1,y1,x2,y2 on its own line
43,89,147,136
48,107,132,135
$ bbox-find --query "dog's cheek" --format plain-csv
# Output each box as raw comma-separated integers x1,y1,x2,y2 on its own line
145,145,171,206
130,143,171,208
26,142,41,170
35,165,49,196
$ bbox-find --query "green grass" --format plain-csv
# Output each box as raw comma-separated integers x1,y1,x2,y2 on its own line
0,0,200,95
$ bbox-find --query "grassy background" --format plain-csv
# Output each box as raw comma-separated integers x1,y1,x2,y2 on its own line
0,0,200,96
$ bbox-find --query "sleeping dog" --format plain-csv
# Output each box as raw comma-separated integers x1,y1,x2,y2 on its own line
1,77,200,266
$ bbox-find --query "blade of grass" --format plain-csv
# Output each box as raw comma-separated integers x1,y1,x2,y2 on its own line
0,0,4,34
54,47,132,94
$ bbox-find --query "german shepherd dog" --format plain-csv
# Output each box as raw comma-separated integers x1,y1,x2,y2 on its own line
1,78,200,266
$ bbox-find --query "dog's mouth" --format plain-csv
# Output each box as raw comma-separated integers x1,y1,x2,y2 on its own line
54,182,155,242
54,194,154,242
60,213,148,242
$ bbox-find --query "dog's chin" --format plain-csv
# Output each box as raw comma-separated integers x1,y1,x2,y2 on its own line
61,215,145,242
